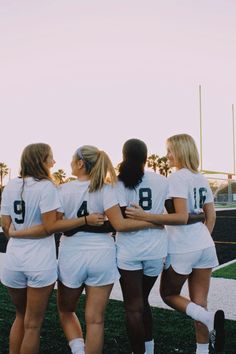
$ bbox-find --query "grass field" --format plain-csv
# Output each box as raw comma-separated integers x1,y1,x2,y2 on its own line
0,284,236,354
215,203,236,209
212,262,236,280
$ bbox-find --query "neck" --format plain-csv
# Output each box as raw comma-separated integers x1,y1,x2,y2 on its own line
76,173,90,181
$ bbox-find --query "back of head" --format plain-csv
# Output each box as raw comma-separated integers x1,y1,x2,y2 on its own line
167,134,199,173
118,138,147,189
76,145,117,192
20,143,52,180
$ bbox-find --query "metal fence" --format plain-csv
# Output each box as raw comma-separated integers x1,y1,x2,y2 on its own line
207,177,236,208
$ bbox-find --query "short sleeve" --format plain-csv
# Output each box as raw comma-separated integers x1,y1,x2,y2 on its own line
0,186,10,215
204,184,214,204
39,182,62,213
57,185,65,213
102,184,119,211
114,181,127,207
168,173,188,199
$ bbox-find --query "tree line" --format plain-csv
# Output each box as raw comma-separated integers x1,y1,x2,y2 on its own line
0,155,170,202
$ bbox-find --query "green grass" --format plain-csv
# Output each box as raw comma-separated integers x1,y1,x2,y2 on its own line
0,284,236,354
212,262,236,279
215,203,236,209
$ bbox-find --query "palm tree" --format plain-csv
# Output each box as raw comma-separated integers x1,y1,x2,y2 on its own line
147,154,171,176
146,154,159,172
65,177,76,183
157,156,171,177
0,162,9,204
52,169,66,185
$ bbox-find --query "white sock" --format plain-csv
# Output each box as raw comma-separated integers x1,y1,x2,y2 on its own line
196,342,209,354
145,339,154,354
186,302,214,331
69,338,85,354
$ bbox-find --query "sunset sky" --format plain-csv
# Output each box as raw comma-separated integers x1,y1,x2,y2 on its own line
1,0,236,181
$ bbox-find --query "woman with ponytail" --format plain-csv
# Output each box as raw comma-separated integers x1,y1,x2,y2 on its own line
1,143,103,354
55,145,157,354
115,139,169,354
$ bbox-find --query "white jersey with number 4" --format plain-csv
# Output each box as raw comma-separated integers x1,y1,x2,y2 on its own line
115,171,168,261
166,168,215,254
58,179,118,250
0,177,61,271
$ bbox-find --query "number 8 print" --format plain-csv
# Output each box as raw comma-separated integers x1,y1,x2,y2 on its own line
139,188,152,210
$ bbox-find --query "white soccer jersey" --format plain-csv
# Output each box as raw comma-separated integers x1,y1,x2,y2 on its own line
58,179,119,251
0,177,61,271
166,168,215,254
115,171,168,261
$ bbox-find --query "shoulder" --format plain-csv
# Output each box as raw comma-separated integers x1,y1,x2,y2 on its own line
115,180,126,192
40,179,57,189
102,183,116,193
59,179,77,190
58,180,86,195
3,177,21,192
168,168,191,181
144,171,167,183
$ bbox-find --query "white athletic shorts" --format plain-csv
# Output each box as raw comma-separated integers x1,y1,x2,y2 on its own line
117,258,165,277
58,247,120,288
1,267,58,288
164,246,219,275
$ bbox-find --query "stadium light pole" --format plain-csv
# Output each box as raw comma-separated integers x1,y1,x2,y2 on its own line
232,104,235,176
199,85,203,171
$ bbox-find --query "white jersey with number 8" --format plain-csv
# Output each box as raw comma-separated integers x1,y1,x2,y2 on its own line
115,171,168,261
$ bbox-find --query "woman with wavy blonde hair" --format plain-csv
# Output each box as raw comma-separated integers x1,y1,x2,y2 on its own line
126,134,224,354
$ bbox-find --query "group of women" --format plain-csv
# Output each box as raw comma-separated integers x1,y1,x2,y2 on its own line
0,134,224,354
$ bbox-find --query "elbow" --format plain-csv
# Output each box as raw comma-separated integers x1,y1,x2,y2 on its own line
44,226,54,235
206,212,216,226
109,222,122,232
2,226,9,238
180,214,189,225
116,226,125,232
111,224,122,232
212,213,216,224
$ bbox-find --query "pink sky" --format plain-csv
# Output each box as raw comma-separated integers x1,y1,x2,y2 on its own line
1,0,236,179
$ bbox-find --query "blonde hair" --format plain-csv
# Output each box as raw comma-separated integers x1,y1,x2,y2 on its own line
20,143,52,180
166,134,199,173
75,145,117,192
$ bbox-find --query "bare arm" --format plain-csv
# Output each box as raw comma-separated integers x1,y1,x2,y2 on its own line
125,198,189,225
105,204,162,232
8,212,64,239
8,211,105,238
1,215,12,239
63,206,127,236
41,210,105,234
64,220,116,236
165,199,205,224
203,202,216,234
10,224,49,239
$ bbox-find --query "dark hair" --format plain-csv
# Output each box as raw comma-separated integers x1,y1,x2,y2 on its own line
118,139,147,189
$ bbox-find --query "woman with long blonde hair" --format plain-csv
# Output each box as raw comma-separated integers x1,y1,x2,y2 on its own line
126,134,224,354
